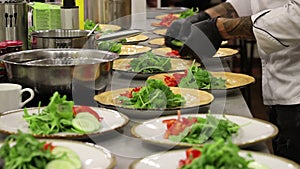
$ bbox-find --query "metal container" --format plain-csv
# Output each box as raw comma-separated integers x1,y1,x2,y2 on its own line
30,29,93,49
0,1,28,49
85,0,131,29
0,49,119,106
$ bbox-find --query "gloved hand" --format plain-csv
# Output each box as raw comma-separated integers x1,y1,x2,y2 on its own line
165,11,211,50
179,17,223,61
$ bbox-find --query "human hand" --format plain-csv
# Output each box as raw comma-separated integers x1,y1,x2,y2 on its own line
165,11,211,50
179,17,223,61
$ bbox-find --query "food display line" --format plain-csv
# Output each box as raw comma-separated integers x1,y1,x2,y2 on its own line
0,16,270,169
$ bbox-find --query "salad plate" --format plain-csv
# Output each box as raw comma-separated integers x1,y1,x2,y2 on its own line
120,34,149,45
0,107,129,139
153,29,167,36
131,114,278,148
0,139,116,169
148,71,255,90
113,58,201,79
152,47,238,58
129,149,300,169
119,45,151,56
155,13,180,20
148,37,165,46
99,24,122,32
94,87,214,119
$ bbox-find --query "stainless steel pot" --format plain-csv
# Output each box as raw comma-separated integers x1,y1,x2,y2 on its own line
0,49,119,106
85,0,131,29
30,29,93,49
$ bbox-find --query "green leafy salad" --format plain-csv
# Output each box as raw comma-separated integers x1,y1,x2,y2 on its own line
179,7,199,19
98,41,122,54
178,139,269,169
0,131,82,169
84,19,101,31
128,52,172,73
23,92,102,135
163,114,239,144
178,64,226,89
118,79,186,109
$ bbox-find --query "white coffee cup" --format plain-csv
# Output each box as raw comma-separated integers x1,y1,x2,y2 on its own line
0,83,35,113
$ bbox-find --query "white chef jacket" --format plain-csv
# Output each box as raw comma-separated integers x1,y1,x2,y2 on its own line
226,0,300,105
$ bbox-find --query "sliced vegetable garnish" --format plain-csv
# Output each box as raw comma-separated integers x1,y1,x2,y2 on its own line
23,92,102,135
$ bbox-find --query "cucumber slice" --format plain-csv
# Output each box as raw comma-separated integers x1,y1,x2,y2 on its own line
51,146,81,169
72,112,101,133
45,159,77,169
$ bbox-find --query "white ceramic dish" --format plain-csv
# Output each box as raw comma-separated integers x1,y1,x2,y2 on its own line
129,149,300,169
0,107,129,139
131,114,278,148
0,139,116,169
94,87,214,119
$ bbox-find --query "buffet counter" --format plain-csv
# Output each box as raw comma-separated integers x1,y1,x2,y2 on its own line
0,12,271,169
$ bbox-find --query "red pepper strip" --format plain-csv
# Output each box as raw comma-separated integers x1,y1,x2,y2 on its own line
43,143,55,151
164,75,178,87
178,148,202,168
166,50,180,58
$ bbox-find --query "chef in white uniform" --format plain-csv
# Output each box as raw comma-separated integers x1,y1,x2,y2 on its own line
165,0,300,163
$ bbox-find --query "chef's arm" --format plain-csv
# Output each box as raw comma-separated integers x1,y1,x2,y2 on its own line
205,2,239,18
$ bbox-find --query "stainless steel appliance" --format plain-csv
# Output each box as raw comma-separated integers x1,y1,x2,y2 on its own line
85,0,131,29
0,1,28,49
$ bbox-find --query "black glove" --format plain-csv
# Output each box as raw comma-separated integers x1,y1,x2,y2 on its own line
165,11,211,50
185,11,211,24
179,17,223,61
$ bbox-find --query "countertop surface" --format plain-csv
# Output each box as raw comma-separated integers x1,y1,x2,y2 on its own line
0,12,270,169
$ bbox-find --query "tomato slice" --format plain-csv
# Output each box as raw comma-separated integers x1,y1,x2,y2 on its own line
164,75,178,87
73,105,103,122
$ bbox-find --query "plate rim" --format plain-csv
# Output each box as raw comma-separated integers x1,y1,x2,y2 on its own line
94,87,214,111
0,106,130,139
131,114,279,148
0,138,117,169
128,149,300,169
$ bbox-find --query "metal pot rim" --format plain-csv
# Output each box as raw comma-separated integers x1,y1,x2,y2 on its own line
30,29,91,38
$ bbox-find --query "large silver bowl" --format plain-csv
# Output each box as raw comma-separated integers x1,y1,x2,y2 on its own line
0,49,119,106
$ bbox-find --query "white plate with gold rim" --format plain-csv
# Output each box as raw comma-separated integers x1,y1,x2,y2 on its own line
0,139,116,169
113,58,201,79
119,45,152,56
94,87,214,119
152,47,238,58
129,149,299,169
0,107,129,139
131,114,278,148
153,29,167,36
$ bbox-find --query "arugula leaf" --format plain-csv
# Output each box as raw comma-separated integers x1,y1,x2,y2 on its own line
84,19,101,31
181,139,253,169
23,92,75,135
129,52,172,73
168,114,240,144
178,63,226,89
118,79,185,109
98,41,122,54
0,131,57,169
179,7,199,19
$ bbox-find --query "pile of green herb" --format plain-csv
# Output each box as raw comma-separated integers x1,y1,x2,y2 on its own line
178,64,226,89
169,114,240,144
84,19,101,31
98,41,122,54
128,52,172,73
181,139,253,169
118,79,185,109
23,92,75,135
179,7,199,19
0,131,57,169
